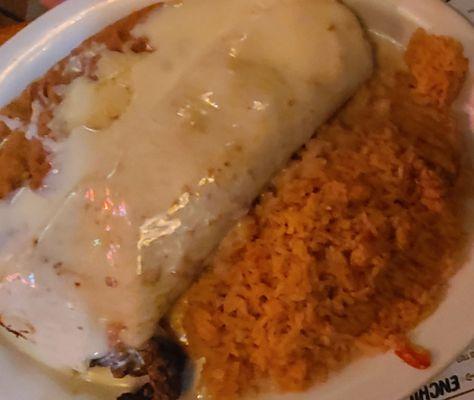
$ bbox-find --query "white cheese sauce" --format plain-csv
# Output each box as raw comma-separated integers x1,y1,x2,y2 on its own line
0,0,372,376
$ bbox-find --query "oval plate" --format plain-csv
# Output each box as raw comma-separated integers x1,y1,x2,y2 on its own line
0,1,473,400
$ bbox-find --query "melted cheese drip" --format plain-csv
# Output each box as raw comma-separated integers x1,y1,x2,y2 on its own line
0,0,372,377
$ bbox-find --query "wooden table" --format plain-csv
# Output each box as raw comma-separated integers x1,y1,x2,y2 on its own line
0,0,45,25
0,0,28,21
0,23,27,45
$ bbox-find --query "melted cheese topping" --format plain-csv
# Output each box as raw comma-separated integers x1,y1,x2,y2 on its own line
0,0,372,377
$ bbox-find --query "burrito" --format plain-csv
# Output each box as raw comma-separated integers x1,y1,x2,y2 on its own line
0,0,372,382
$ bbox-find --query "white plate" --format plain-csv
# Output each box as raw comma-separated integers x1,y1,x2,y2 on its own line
0,1,473,400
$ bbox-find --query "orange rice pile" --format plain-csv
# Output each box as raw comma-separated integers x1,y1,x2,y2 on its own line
405,29,469,108
179,29,469,398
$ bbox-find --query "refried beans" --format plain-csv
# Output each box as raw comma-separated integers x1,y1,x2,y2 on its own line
0,5,157,200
